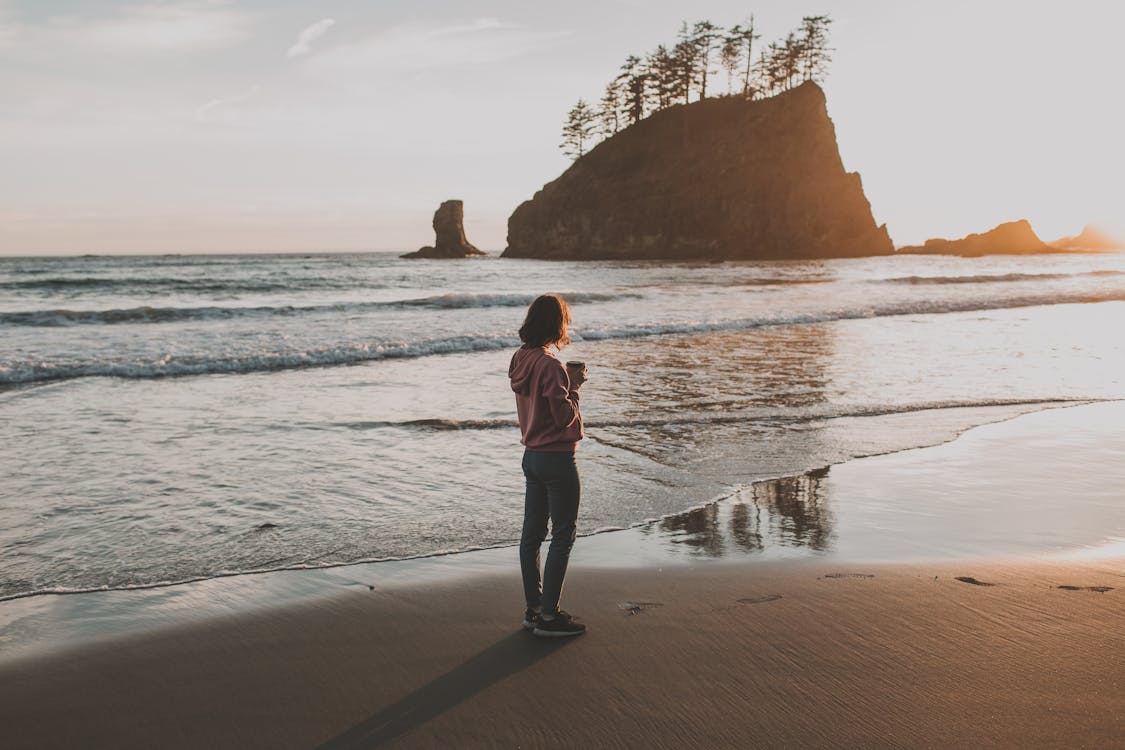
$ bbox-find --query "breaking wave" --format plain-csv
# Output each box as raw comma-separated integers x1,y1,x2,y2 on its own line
328,398,1094,432
0,276,364,294
880,270,1124,285
0,291,637,328
3,289,1124,385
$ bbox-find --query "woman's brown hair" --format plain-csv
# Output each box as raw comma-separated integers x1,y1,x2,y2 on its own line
519,294,571,349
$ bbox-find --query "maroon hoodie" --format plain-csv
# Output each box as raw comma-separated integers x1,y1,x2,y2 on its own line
509,346,583,452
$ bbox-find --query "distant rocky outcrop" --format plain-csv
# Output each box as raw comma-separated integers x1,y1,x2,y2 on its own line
401,200,486,259
502,81,892,260
897,220,1052,257
1049,224,1124,252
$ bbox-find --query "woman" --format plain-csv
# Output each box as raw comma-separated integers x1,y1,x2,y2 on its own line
509,294,587,637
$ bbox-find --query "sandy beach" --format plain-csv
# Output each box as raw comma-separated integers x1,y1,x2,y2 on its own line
2,556,1122,749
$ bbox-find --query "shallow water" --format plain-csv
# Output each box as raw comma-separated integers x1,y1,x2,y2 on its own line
2,402,1122,660
2,251,1124,599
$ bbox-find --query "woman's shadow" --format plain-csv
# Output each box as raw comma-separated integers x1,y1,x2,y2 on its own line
315,631,575,749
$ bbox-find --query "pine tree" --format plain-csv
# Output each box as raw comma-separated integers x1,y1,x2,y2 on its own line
738,16,761,97
690,20,722,99
759,44,785,96
616,55,649,125
560,99,599,160
671,32,697,104
798,15,833,83
779,32,804,90
719,26,744,95
645,44,676,112
599,83,621,137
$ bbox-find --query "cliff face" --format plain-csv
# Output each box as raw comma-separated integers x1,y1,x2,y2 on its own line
503,82,892,260
898,220,1050,257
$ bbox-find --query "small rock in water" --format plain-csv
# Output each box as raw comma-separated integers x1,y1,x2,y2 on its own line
400,200,486,259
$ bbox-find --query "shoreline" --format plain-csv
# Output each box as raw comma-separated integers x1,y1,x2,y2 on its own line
3,399,1125,663
0,397,1100,603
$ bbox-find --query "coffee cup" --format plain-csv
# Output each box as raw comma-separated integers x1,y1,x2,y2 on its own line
566,360,587,384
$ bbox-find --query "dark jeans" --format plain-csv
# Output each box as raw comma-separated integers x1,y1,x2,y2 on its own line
520,449,581,616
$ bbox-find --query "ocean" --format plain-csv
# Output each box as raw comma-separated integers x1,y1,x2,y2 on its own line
2,251,1124,601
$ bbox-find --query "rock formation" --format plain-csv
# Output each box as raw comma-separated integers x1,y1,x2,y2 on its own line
897,220,1052,256
1049,224,1124,252
502,81,892,260
401,200,486,259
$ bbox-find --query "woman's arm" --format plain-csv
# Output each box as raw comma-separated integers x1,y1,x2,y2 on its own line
542,359,581,429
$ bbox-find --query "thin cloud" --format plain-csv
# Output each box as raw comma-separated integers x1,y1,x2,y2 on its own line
287,18,336,59
79,2,250,52
428,17,511,37
195,85,261,124
302,17,572,78
0,4,16,50
0,1,250,57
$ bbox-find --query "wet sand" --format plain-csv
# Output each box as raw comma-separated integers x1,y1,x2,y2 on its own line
2,556,1122,749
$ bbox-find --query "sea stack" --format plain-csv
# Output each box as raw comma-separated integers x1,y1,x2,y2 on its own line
401,200,486,259
898,220,1051,256
502,81,892,260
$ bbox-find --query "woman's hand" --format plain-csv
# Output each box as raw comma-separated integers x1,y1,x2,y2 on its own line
566,363,588,387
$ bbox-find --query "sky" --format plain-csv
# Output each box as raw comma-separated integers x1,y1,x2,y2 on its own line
0,0,1122,255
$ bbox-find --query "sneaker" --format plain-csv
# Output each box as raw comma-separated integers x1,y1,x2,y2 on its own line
532,610,586,638
522,608,541,631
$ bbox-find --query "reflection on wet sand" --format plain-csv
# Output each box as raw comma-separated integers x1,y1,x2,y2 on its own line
648,467,834,557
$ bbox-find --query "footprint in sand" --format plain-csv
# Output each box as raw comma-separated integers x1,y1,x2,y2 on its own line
1057,585,1114,593
737,595,783,605
955,576,995,587
822,573,875,580
619,601,663,616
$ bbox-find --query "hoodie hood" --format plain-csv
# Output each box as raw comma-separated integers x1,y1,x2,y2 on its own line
509,346,547,395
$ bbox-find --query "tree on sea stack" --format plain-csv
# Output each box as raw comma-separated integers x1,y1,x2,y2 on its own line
759,37,803,95
599,83,622,137
646,45,677,111
779,33,804,90
723,17,761,97
559,14,834,152
798,15,833,82
671,30,698,104
560,98,598,160
616,55,649,125
690,20,722,99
